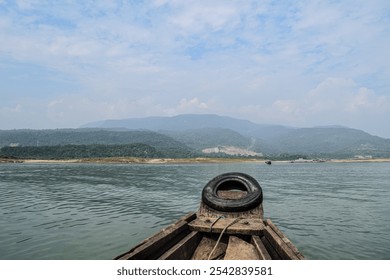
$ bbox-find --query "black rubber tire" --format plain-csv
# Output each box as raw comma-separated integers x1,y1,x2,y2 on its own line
202,172,263,212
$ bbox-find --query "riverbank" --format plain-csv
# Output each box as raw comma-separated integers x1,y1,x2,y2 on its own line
2,157,390,164
16,157,264,164
329,158,390,163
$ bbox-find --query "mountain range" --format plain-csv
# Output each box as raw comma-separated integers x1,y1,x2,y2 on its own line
1,114,390,159
83,114,390,158
83,114,293,141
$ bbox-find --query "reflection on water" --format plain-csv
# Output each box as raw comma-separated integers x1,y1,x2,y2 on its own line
0,162,389,259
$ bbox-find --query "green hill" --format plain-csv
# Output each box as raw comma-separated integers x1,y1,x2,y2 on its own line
269,127,390,158
0,144,162,159
162,128,252,150
0,129,197,159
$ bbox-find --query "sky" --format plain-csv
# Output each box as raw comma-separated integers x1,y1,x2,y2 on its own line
1,0,390,138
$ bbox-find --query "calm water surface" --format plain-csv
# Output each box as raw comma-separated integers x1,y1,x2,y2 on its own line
0,162,389,259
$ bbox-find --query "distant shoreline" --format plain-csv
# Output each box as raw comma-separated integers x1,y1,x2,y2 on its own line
327,158,390,163
2,157,390,164
1,157,261,164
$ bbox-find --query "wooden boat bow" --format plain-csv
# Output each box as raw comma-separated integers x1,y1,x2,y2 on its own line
115,172,305,260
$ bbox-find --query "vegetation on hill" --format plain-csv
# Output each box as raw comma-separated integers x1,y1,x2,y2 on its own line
0,128,186,147
162,128,252,150
1,114,390,159
0,144,163,159
268,127,390,157
0,129,198,159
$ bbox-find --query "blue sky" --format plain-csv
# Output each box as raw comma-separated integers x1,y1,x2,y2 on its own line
1,0,390,138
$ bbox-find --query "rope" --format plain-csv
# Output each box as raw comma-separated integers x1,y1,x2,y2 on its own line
207,217,243,260
209,215,225,232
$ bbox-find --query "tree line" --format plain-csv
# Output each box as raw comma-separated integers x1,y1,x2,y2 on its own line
0,143,198,159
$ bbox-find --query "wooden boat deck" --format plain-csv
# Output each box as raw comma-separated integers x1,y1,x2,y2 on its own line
115,212,304,260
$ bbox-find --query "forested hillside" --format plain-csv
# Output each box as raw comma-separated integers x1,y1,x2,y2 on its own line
269,127,390,157
163,128,252,150
0,129,197,159
0,144,163,159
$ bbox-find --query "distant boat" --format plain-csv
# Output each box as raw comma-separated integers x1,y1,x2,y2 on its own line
265,160,272,165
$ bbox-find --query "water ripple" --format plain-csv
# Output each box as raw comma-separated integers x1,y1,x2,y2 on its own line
1,162,390,259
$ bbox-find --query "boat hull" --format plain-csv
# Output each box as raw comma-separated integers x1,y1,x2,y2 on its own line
114,212,304,260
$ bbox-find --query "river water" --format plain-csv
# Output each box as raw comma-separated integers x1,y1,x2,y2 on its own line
0,162,389,260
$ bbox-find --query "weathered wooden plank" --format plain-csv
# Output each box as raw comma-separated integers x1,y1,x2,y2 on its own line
224,236,260,260
264,225,299,260
115,212,196,260
265,219,305,260
116,220,188,259
191,235,228,260
217,190,248,199
158,231,201,260
198,202,264,219
260,236,281,260
189,217,264,235
251,236,272,260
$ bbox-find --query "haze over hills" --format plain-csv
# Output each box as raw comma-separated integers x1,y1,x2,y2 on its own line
82,114,294,141
82,114,390,158
1,114,390,159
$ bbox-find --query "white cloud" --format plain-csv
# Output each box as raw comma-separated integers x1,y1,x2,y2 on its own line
1,104,23,113
305,77,390,116
177,97,209,111
15,0,36,10
232,75,390,137
47,99,64,108
1,1,389,137
345,88,384,113
169,2,240,33
272,100,300,115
